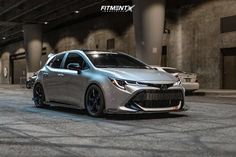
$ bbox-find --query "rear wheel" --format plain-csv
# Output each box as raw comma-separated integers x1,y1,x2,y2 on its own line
85,85,105,117
33,84,46,108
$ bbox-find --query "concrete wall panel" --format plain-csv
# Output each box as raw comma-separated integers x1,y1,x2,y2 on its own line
167,0,236,89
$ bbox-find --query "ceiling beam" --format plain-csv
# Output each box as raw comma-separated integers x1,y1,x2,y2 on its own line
0,21,19,26
0,0,29,16
7,0,53,22
37,0,105,22
32,0,82,20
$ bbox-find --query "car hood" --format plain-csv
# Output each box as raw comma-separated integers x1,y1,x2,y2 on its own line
98,68,177,83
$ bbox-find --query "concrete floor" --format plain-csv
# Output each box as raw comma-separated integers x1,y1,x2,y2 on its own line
0,86,236,157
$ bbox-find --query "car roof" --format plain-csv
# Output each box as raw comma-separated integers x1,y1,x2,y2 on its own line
82,50,121,55
54,49,121,55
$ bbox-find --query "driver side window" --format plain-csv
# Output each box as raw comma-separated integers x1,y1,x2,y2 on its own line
64,53,88,70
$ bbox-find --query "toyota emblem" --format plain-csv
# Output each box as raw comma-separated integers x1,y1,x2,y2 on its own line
160,84,168,90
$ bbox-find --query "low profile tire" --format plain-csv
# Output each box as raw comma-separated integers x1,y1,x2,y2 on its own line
33,84,46,108
85,85,105,117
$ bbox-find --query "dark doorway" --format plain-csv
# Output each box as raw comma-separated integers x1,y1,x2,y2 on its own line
10,53,26,84
107,38,115,50
222,48,236,89
10,51,47,84
161,46,167,67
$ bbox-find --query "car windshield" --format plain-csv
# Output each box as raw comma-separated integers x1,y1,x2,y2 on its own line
163,68,183,73
86,53,150,69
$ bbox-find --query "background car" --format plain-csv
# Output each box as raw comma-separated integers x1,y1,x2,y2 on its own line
26,72,38,89
152,66,199,92
33,50,187,117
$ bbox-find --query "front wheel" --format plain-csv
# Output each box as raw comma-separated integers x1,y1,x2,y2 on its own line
33,84,46,108
85,85,105,117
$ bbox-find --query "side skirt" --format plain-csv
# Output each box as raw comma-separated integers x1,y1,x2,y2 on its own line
45,101,81,110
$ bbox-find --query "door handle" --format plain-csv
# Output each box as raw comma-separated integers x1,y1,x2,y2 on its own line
43,73,48,77
57,73,64,77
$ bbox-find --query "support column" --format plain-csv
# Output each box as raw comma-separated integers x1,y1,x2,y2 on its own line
23,24,42,79
133,0,165,65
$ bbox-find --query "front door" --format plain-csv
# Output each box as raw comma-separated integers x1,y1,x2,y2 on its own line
61,52,90,107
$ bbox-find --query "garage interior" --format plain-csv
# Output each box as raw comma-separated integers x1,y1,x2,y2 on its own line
0,1,236,156
0,0,236,89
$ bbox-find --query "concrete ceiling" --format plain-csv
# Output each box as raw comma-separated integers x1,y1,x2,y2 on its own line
0,0,131,46
0,0,203,46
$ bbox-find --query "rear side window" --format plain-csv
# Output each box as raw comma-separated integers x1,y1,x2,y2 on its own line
48,54,65,69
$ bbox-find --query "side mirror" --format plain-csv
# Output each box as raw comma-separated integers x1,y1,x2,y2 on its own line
67,63,81,74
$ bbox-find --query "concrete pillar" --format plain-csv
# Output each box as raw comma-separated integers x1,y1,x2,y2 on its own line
133,0,165,65
0,60,2,84
23,24,42,78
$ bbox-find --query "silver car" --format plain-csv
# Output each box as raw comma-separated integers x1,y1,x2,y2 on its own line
33,50,187,117
153,66,200,92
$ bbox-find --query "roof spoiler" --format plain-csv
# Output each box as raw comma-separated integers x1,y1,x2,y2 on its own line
48,52,55,58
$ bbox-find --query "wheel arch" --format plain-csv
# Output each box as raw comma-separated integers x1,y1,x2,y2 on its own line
84,82,106,110
33,82,49,102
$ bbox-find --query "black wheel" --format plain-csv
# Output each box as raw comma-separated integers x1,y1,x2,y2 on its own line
26,81,32,89
85,85,105,117
33,84,46,108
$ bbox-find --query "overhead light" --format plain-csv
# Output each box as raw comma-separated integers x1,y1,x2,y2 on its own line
74,10,80,14
44,21,48,25
2,37,6,40
22,30,24,33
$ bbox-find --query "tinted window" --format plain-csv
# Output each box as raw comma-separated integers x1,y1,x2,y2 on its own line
48,54,65,69
86,53,149,69
64,53,88,70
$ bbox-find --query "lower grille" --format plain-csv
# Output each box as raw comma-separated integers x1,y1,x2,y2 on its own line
130,90,183,109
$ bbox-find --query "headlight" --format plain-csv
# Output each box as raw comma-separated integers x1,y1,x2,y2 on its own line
173,80,181,86
109,77,137,90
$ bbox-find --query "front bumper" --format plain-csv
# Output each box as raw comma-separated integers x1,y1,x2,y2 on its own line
105,84,187,114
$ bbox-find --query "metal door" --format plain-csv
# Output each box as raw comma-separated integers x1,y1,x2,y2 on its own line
222,48,236,89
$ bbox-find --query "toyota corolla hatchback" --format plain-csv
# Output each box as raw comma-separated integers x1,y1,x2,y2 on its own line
33,50,187,117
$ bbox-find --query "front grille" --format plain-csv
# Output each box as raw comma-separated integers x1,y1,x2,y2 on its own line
138,82,174,89
130,90,183,108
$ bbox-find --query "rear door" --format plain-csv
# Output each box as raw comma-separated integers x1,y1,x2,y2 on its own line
43,53,66,102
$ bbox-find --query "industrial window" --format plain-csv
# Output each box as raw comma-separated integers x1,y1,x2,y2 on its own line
107,38,115,50
221,15,236,33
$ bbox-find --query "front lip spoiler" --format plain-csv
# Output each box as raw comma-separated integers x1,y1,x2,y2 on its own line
105,107,188,114
105,102,189,114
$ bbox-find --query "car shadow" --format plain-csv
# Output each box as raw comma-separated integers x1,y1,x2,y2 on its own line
45,106,87,115
185,91,205,96
104,112,188,121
